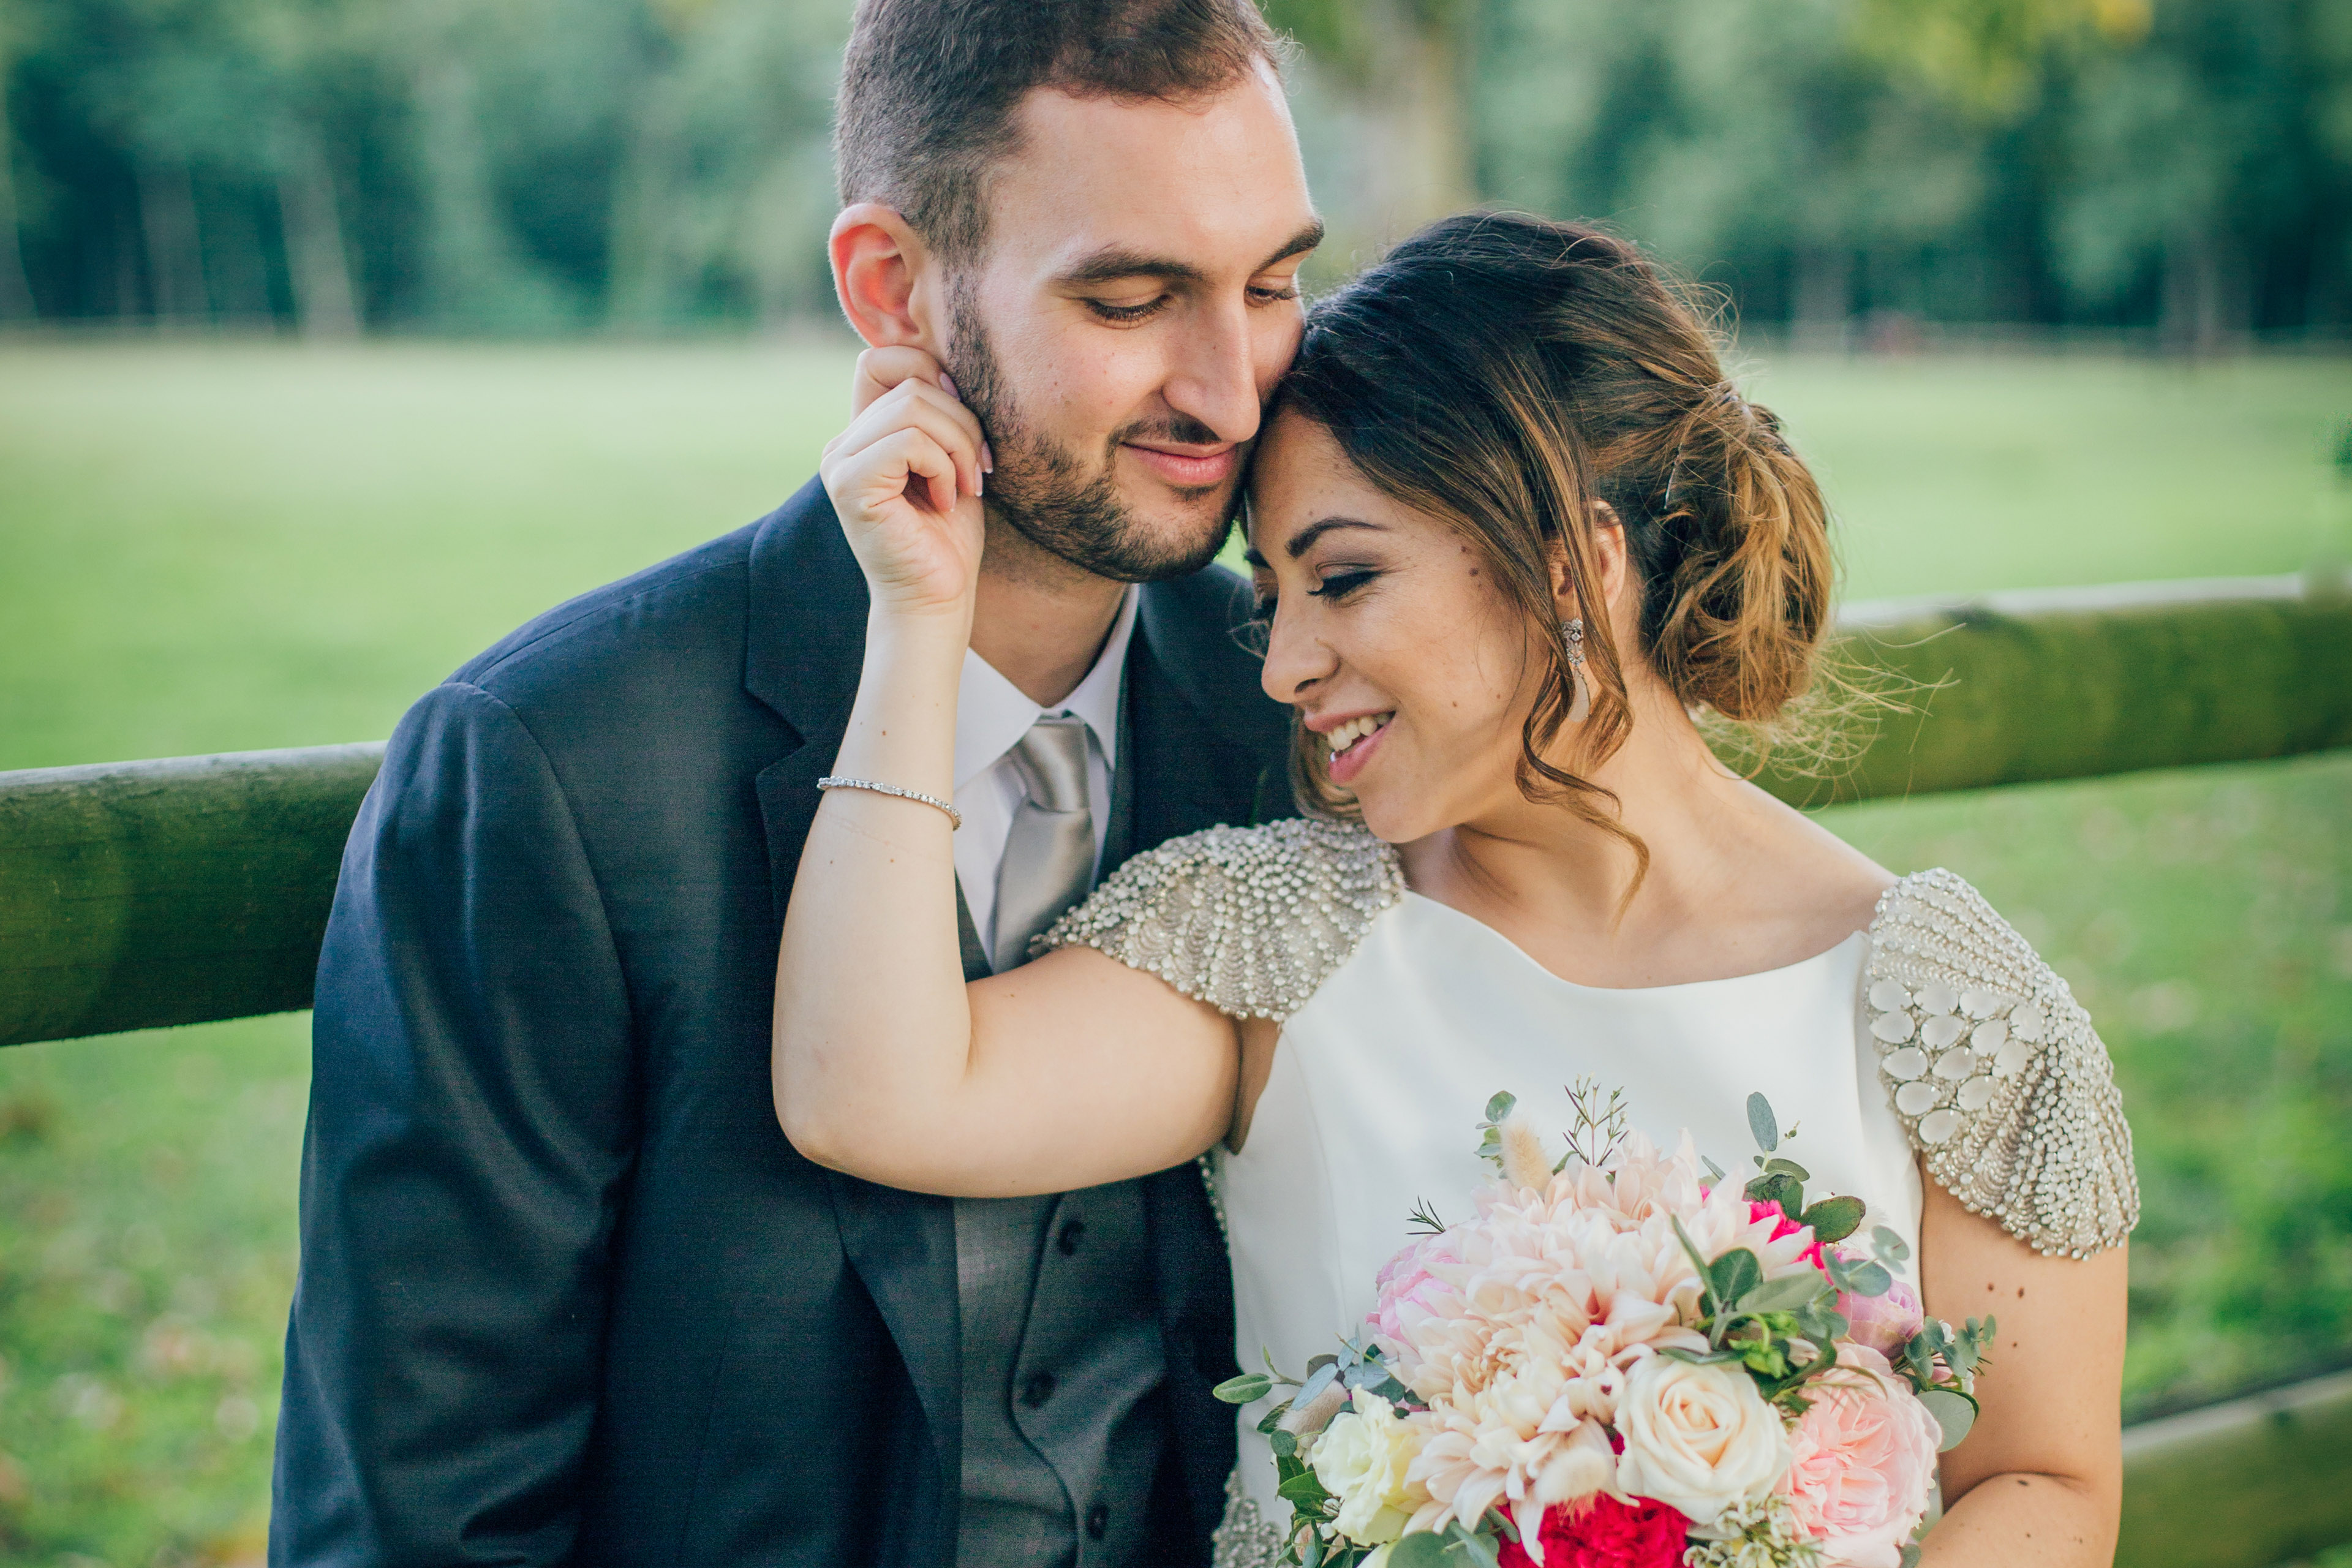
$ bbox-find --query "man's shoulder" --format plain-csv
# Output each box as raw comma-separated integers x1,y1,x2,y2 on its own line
453,524,760,699
443,476,846,723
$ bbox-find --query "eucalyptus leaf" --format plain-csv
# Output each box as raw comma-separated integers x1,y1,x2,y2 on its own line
1213,1373,1275,1405
1747,1171,1803,1216
1270,1428,1298,1459
1740,1270,1833,1315
1709,1247,1763,1305
1801,1195,1866,1244
1447,1521,1504,1566
1700,1155,1726,1184
1747,1091,1779,1152
1842,1259,1893,1297
1763,1156,1812,1182
1872,1225,1912,1264
1300,1362,1340,1403
1386,1534,1455,1568
1485,1091,1517,1125
1920,1387,1978,1451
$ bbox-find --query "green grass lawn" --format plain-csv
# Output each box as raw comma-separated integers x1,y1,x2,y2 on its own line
0,339,2346,1564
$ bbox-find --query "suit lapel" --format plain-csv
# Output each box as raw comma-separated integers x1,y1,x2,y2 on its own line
745,483,963,1540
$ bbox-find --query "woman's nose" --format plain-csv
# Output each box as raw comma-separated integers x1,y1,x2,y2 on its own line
1258,601,1336,705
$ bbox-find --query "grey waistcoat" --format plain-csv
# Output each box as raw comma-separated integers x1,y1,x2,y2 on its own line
951,750,1168,1568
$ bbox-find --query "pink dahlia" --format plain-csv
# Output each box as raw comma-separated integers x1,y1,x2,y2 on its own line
1495,1494,1687,1568
1776,1345,1940,1568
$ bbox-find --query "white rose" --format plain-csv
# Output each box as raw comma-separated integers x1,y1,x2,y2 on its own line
1310,1390,1427,1544
1614,1355,1792,1523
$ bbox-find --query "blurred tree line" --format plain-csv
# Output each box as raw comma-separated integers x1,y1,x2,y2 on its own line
2,0,2346,344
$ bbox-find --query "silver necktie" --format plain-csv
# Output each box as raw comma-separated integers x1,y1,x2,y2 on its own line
990,714,1096,974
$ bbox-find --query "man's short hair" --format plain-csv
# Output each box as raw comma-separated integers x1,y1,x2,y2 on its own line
835,0,1284,261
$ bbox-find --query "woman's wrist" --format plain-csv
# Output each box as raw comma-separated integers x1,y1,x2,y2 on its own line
828,607,965,799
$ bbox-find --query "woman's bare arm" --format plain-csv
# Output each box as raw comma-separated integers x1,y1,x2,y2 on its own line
771,349,1242,1197
1918,1174,2128,1567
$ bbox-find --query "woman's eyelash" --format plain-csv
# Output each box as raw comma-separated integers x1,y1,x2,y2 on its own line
1307,570,1378,600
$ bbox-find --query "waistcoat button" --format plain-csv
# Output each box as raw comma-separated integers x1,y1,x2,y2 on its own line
1019,1370,1058,1408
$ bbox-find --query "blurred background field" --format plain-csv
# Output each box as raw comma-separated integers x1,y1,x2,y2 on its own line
3,0,2351,1559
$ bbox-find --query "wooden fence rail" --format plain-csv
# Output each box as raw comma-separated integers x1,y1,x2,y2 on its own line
1,575,2350,1567
3,576,2348,1051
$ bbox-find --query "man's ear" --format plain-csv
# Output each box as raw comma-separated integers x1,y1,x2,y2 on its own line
830,202,941,350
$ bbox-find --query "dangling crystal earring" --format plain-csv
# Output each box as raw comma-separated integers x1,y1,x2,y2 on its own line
1562,616,1592,723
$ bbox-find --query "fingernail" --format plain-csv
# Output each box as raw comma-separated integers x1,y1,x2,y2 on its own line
981,442,995,473
939,372,959,401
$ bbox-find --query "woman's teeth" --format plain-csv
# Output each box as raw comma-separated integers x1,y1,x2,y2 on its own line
1325,713,1393,755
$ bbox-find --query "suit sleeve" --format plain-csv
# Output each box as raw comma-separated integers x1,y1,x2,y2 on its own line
272,681,635,1566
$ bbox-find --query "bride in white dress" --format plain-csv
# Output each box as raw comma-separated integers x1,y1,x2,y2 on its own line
772,213,2135,1567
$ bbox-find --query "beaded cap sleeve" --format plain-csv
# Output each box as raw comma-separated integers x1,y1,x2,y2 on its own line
1036,817,1406,1022
1864,869,2139,1257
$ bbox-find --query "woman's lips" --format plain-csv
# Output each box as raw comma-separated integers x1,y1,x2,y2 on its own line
1123,442,1238,488
1326,715,1390,786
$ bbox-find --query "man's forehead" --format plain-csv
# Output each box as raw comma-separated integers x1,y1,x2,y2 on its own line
987,69,1316,277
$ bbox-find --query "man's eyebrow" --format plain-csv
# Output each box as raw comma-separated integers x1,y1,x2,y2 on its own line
1261,220,1325,271
1052,249,1207,289
1050,219,1327,291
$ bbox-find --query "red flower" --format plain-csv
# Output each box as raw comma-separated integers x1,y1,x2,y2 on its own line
1749,1199,1827,1272
1494,1495,1689,1568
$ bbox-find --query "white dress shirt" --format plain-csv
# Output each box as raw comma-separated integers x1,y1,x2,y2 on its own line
952,587,1138,963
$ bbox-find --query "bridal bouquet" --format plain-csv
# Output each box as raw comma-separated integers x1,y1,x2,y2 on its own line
1215,1085,1993,1568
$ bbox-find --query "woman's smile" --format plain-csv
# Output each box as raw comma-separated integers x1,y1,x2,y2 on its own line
1319,710,1394,784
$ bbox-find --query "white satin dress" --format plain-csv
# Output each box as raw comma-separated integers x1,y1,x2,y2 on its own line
1039,817,2138,1562
1213,892,1920,1528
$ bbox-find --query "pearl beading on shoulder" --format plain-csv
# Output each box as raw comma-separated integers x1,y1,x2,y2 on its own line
1864,869,2139,1258
1036,816,1406,1022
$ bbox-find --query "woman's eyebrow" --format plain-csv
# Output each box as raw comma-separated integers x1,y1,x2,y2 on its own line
1283,517,1385,559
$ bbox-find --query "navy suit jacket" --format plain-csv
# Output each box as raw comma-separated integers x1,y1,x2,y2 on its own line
273,479,1293,1564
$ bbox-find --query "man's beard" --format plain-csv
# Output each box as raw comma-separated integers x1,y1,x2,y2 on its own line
947,287,1235,585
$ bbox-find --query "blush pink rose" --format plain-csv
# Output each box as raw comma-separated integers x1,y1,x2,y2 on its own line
1777,1345,1940,1568
1368,1231,1460,1348
1838,1273,1925,1360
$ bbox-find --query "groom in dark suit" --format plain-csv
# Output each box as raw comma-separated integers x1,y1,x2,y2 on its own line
270,3,1321,1564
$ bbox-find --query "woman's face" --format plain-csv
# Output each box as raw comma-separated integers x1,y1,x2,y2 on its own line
1247,409,1553,843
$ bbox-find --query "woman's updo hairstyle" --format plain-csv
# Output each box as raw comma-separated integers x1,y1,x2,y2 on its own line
1275,211,1836,835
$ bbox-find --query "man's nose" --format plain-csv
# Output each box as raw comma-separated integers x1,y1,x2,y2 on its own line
1161,298,1262,443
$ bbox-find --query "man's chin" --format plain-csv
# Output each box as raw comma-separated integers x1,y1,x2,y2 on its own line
1115,493,1240,576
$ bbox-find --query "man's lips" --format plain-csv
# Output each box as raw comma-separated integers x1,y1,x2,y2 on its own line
1122,442,1238,488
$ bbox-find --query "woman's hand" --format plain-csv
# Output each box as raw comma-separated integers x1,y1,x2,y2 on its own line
820,345,990,622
